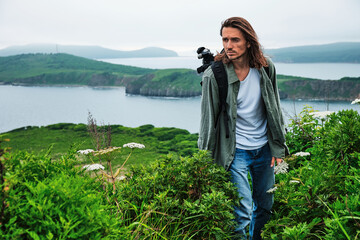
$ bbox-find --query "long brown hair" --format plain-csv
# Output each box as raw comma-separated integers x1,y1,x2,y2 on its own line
214,17,267,69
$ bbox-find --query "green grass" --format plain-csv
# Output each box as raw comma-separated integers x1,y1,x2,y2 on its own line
143,68,201,93
0,123,198,168
277,75,360,100
0,53,203,96
0,53,154,82
0,53,156,89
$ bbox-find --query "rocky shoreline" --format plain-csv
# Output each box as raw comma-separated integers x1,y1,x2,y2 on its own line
2,79,359,101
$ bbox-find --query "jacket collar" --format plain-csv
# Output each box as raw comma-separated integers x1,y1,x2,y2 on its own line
225,62,265,85
225,63,240,85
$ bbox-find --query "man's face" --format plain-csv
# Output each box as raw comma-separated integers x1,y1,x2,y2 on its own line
222,27,250,61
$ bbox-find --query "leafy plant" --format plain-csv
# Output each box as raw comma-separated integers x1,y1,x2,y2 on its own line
116,151,239,239
285,105,321,154
1,149,124,239
262,109,360,239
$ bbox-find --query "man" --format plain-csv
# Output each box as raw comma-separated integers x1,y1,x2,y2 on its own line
198,17,288,239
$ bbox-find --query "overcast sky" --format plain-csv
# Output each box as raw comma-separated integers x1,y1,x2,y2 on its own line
0,0,359,55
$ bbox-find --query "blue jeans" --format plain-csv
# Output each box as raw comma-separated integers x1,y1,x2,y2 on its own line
229,143,274,240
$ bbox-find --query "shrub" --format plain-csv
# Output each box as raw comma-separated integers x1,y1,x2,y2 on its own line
311,109,360,168
136,124,155,137
262,109,360,239
73,124,87,132
46,123,75,130
3,173,123,239
152,128,190,141
2,142,239,239
1,150,124,239
285,106,322,154
116,151,239,239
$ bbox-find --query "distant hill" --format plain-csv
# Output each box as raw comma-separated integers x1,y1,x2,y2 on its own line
0,44,178,59
0,53,201,97
265,42,360,63
276,75,360,101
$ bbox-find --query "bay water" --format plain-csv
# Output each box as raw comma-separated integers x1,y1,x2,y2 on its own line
1,86,358,134
100,56,360,80
1,57,360,134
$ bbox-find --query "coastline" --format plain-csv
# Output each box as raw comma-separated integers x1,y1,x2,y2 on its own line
1,83,358,134
0,82,125,89
1,83,358,101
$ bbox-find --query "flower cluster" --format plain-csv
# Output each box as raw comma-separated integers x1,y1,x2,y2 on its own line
309,111,334,119
117,175,126,181
77,149,94,155
82,163,105,171
351,99,360,105
294,151,310,157
94,147,121,156
123,142,145,149
274,160,289,174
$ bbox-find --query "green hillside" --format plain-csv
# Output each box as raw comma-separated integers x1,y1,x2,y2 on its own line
0,123,198,165
0,53,153,81
277,74,360,101
126,68,201,97
0,53,202,96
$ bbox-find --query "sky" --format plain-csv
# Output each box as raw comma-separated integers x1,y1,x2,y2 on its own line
0,0,359,56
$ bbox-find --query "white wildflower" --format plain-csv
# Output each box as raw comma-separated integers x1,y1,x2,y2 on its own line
351,99,360,105
117,175,126,181
274,161,289,174
77,149,94,155
309,111,334,119
82,163,105,171
294,152,310,157
266,186,278,194
289,180,300,184
123,142,145,149
94,146,121,156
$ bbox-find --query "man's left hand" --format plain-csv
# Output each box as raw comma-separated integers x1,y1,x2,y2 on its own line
271,157,283,167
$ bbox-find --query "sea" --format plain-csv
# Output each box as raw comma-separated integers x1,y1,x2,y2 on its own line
1,56,360,134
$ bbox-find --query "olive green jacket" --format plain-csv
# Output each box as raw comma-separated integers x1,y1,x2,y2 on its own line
198,58,289,170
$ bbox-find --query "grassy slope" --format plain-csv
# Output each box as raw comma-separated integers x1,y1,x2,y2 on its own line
136,68,201,95
0,53,202,94
0,53,154,81
277,74,317,95
277,74,360,100
0,123,198,168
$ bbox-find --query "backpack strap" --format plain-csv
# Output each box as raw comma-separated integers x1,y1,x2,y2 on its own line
211,61,230,138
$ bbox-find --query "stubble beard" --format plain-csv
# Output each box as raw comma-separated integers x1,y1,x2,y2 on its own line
226,50,249,63
227,53,245,62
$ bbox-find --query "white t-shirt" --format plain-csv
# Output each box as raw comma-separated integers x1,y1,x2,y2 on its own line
236,68,268,150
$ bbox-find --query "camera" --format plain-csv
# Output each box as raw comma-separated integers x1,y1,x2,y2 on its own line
196,47,214,73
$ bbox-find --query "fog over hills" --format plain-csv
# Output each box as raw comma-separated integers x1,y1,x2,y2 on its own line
0,44,178,59
0,42,359,63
